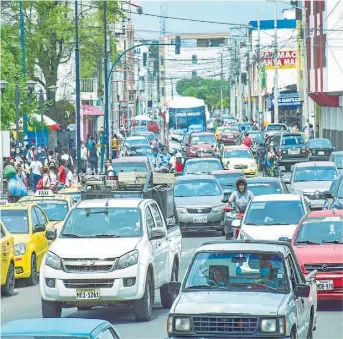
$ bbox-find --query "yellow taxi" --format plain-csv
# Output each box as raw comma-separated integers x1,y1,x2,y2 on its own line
0,202,51,286
19,189,76,234
59,184,83,202
1,221,15,296
222,145,258,177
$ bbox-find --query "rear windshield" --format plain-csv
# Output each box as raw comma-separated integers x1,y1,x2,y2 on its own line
224,149,252,158
248,183,282,196
331,154,343,169
294,166,337,182
0,210,29,234
282,135,305,146
175,179,222,197
309,139,332,148
184,160,222,174
113,162,147,173
213,173,242,186
126,138,147,146
267,124,286,130
191,135,215,144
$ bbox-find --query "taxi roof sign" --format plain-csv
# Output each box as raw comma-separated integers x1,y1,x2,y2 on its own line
35,190,54,197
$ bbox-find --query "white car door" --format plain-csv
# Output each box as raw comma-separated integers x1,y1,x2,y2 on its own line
149,203,169,285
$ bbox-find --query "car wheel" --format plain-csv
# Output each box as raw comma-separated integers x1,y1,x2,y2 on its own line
41,299,62,318
27,254,38,286
290,329,297,339
160,261,179,309
133,272,153,321
307,314,313,339
1,262,15,296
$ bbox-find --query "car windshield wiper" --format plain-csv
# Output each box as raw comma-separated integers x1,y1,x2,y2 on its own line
266,222,291,225
61,233,83,238
85,210,108,217
296,240,320,245
185,285,227,290
244,223,259,225
322,240,343,244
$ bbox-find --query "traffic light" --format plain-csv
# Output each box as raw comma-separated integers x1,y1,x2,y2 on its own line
143,52,147,67
175,36,181,55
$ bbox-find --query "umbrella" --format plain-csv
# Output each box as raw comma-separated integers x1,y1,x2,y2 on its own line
134,114,152,121
16,114,60,130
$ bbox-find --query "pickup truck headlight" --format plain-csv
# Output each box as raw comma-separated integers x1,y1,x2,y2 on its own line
117,250,138,269
174,317,191,332
212,205,224,212
15,243,26,256
45,251,62,270
176,207,187,214
261,319,276,332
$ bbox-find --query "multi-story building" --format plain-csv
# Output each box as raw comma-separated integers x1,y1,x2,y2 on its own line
305,0,343,150
159,33,231,107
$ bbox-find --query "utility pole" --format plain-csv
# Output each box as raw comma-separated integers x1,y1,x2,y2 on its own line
257,10,263,127
156,45,161,130
246,28,252,121
171,79,174,98
302,6,309,127
220,52,224,115
238,43,242,121
15,85,20,147
273,0,279,123
74,0,81,174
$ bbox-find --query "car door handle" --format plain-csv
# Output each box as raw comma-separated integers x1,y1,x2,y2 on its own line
158,242,161,247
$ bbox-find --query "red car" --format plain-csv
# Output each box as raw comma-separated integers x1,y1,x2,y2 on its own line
147,120,160,133
292,209,343,300
185,132,216,158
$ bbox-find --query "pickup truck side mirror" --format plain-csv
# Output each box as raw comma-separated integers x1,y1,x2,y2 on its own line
46,228,57,241
283,178,291,185
221,198,228,203
295,283,310,298
322,190,333,199
278,237,291,242
168,281,181,295
150,228,166,240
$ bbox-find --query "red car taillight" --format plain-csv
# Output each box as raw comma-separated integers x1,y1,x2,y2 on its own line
306,149,311,155
235,228,240,239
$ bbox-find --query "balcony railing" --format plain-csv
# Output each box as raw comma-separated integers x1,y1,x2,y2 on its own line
80,78,97,93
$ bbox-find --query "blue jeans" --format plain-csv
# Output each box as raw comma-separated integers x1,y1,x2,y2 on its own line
33,174,41,192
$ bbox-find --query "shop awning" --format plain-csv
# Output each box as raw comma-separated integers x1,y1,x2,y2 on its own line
308,93,339,107
82,105,104,116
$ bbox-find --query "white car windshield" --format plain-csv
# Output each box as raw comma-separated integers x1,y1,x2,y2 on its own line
224,150,252,158
245,201,304,225
294,166,337,182
295,217,343,244
175,179,222,197
184,160,222,174
184,251,288,292
61,208,142,238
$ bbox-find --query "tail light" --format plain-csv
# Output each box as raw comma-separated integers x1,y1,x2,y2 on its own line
235,228,240,239
306,149,311,155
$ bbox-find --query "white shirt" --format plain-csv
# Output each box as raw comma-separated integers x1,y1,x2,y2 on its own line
30,160,42,175
61,154,73,166
50,172,57,185
65,170,73,187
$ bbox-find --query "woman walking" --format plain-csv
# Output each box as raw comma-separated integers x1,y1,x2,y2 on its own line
88,142,98,174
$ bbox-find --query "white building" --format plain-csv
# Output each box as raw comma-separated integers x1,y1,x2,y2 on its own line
159,33,231,107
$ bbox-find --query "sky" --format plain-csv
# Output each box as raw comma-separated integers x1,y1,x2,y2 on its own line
132,0,290,40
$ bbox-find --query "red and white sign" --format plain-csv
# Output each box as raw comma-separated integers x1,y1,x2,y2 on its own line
261,50,297,69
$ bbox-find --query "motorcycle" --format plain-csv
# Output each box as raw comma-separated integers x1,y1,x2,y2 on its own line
223,206,244,240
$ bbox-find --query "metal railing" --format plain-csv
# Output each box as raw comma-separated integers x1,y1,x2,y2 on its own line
80,78,97,93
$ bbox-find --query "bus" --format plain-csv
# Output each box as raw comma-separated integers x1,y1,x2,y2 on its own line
167,97,208,134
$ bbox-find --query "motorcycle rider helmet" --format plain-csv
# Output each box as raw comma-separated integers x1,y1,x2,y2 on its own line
244,132,249,137
236,176,247,192
175,152,182,159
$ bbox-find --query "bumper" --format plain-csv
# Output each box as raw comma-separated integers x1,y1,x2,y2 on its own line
178,211,224,230
40,263,144,305
318,291,343,300
243,169,258,177
168,336,291,339
309,155,330,161
279,156,309,164
14,255,31,279
180,220,224,232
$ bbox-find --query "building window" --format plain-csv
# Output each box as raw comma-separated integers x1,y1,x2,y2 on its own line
161,87,165,96
160,71,165,80
160,56,164,65
192,70,197,78
197,39,209,48
209,38,226,47
192,55,197,64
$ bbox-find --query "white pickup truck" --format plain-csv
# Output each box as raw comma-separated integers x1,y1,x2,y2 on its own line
40,198,182,321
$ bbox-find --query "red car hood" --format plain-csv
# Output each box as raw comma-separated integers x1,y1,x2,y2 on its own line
294,244,343,265
191,144,215,150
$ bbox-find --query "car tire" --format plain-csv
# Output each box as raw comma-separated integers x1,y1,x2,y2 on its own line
160,261,179,309
26,254,38,286
133,272,153,321
1,262,15,296
290,329,297,339
307,314,313,339
41,299,62,318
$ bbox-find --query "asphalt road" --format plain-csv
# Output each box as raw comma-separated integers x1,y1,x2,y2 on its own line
1,235,342,339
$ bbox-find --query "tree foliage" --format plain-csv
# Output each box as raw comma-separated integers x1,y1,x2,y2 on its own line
176,77,230,111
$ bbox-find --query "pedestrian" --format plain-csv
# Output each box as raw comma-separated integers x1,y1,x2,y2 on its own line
57,160,67,187
243,132,252,148
86,135,93,150
112,134,119,159
65,163,74,188
61,147,73,167
105,160,115,177
80,142,88,168
88,142,98,174
42,166,52,189
30,155,42,192
48,162,58,189
17,163,27,187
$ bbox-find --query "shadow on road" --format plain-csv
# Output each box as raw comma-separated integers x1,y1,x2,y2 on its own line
65,305,169,325
182,231,223,238
317,300,343,312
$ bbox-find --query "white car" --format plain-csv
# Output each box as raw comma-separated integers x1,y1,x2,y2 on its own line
238,194,309,241
40,198,182,321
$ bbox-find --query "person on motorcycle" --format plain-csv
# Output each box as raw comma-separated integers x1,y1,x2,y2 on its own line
266,145,279,177
158,145,171,168
216,136,225,156
243,132,252,148
227,176,254,213
173,152,184,174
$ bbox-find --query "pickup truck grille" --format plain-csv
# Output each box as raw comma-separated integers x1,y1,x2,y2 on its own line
187,208,212,213
63,279,114,289
234,165,248,169
193,316,258,335
304,263,343,272
62,258,117,273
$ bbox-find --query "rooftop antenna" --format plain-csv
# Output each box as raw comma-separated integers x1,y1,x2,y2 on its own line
160,3,167,37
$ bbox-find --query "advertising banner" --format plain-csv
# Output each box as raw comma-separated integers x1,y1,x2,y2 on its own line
261,50,297,69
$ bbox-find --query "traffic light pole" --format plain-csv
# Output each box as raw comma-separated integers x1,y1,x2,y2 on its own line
100,41,178,172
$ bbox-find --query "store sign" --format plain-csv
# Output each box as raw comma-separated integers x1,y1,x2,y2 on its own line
261,51,297,69
271,92,302,108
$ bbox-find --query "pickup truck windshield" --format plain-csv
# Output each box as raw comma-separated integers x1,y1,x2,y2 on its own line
33,200,68,221
61,208,142,238
184,251,288,292
0,210,29,234
294,166,337,182
175,179,222,197
113,162,147,173
245,201,304,225
296,218,343,244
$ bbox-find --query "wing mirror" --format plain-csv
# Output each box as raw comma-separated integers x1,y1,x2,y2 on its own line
283,178,291,185
46,228,57,240
278,237,291,242
34,224,46,233
295,283,310,298
322,190,333,199
221,197,228,203
150,228,166,240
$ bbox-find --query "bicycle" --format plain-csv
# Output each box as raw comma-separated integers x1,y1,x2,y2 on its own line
265,156,281,178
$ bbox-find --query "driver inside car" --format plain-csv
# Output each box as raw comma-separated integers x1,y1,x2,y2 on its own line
254,257,278,289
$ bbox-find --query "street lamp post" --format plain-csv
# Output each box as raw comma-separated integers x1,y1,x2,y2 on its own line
15,84,20,146
0,80,9,197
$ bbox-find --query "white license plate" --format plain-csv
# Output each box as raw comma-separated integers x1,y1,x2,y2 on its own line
76,289,100,300
311,200,324,208
193,216,208,223
318,151,325,155
289,149,300,155
316,280,334,290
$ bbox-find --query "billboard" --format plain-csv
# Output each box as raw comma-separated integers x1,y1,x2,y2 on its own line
261,50,297,69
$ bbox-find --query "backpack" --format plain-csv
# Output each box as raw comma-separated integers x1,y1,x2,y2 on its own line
36,178,44,190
